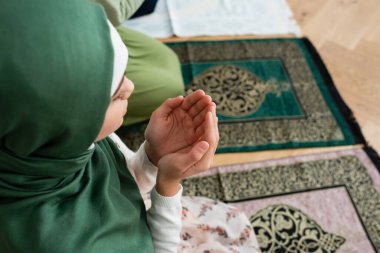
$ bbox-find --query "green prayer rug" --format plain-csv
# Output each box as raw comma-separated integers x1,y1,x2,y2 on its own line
117,38,365,153
182,147,380,252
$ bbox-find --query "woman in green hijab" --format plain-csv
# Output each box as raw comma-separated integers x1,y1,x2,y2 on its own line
0,0,218,252
94,0,185,126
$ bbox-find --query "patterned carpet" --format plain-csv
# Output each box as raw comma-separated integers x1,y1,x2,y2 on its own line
116,38,380,252
118,38,365,153
182,148,380,252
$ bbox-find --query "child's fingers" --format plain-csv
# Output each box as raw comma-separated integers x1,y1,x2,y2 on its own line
194,106,218,141
152,96,184,118
200,108,218,166
187,95,212,118
185,108,219,177
205,108,218,147
180,90,205,111
192,104,214,129
213,108,219,147
194,123,206,140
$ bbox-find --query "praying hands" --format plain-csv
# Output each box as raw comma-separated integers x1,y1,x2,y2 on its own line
144,90,219,196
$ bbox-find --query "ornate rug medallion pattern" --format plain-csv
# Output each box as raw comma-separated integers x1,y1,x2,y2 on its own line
187,64,292,117
118,38,365,153
181,148,380,252
251,204,345,253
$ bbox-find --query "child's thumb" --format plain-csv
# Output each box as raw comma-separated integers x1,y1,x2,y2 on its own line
181,141,209,168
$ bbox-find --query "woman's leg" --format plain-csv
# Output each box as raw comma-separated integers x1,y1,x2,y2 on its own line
117,26,184,125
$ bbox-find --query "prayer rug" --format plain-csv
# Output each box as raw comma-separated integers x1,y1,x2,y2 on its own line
181,147,380,252
117,38,366,153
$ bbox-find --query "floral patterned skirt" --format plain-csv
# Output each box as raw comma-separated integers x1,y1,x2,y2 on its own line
179,196,261,253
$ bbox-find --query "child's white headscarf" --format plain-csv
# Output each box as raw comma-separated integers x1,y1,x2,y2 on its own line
107,20,128,96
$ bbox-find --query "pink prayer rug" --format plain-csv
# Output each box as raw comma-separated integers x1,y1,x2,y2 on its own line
182,147,380,252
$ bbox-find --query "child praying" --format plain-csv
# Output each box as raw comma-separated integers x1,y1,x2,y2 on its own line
0,0,217,252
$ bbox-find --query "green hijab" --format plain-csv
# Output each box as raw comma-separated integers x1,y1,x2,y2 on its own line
0,0,153,252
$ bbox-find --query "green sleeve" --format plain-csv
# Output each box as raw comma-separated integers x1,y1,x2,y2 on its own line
92,0,144,26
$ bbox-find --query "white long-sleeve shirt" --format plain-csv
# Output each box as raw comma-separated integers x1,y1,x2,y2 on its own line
108,133,182,253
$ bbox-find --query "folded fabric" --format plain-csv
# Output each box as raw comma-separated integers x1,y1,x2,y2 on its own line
123,0,300,38
123,0,172,38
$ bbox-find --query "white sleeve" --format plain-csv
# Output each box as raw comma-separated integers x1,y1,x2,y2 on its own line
108,133,157,209
108,133,183,252
147,186,183,253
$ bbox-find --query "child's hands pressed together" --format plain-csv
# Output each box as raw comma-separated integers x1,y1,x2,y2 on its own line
144,90,219,196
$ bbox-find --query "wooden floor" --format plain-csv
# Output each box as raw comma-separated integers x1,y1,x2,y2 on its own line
288,0,380,148
164,0,380,166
